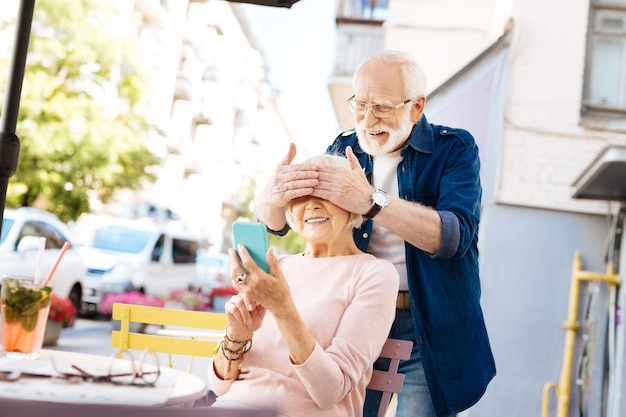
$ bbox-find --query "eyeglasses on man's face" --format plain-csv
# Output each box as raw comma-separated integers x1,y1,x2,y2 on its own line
346,95,413,118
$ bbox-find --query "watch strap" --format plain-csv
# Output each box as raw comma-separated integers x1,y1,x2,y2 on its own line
363,189,388,219
363,203,382,219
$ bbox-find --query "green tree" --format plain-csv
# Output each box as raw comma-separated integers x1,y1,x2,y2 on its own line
0,0,160,222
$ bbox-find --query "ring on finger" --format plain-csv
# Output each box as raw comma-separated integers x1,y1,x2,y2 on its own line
236,273,247,285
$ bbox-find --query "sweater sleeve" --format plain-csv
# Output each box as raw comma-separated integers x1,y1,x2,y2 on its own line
207,357,235,396
291,260,399,408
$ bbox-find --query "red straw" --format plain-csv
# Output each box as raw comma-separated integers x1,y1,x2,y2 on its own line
44,241,71,286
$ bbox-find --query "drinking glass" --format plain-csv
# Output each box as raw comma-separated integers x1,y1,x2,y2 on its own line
0,275,54,359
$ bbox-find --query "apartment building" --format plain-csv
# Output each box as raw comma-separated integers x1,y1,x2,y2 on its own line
125,0,292,249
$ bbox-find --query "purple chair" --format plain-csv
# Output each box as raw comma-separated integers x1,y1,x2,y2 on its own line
367,338,413,417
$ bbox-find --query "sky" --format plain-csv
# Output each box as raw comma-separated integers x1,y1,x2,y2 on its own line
239,0,341,156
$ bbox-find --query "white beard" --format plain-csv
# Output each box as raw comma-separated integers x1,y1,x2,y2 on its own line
356,114,414,157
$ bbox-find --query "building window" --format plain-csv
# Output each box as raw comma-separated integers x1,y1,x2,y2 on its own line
583,1,626,122
337,0,389,22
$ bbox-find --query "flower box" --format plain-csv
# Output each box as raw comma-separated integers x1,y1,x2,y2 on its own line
43,321,63,346
43,293,76,346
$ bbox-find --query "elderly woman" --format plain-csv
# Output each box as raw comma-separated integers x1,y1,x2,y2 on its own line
208,153,399,417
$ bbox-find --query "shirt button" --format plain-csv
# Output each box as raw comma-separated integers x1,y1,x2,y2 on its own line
363,232,369,238
442,129,447,134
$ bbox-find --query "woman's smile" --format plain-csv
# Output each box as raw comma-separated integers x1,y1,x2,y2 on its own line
305,217,329,224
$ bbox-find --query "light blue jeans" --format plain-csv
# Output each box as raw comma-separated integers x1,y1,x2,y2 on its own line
363,309,457,417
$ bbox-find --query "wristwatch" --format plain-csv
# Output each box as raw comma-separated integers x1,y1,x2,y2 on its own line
363,189,389,219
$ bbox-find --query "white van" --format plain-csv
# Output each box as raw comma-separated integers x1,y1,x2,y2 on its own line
70,214,203,314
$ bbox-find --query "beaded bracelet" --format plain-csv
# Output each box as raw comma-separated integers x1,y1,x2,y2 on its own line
224,329,253,346
220,326,253,372
224,324,252,345
221,338,253,357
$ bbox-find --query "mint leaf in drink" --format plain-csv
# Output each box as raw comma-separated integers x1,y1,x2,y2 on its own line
1,278,52,332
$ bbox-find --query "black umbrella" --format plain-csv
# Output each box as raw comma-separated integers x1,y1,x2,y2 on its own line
0,0,35,235
225,0,300,7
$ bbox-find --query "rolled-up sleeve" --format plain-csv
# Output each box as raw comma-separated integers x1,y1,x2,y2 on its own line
432,210,460,258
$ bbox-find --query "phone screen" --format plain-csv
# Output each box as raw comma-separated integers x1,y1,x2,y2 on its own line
232,221,269,273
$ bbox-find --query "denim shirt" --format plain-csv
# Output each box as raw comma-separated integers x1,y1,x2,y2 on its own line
326,115,496,416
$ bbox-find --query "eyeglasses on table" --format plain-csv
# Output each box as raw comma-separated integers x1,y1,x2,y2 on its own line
50,348,161,386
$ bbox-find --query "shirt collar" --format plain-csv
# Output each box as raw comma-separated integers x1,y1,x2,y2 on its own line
404,114,434,155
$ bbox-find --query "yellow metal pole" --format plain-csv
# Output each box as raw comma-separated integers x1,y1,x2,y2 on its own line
542,251,620,417
542,381,558,417
554,253,583,417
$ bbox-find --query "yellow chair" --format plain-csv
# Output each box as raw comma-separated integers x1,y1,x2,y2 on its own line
111,303,227,373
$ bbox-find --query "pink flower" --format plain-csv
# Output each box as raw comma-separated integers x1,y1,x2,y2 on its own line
99,291,164,315
165,289,210,311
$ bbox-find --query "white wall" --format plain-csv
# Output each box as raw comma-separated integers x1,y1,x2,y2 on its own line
385,0,509,93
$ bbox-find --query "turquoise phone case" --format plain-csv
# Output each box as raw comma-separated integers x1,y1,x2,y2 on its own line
232,221,269,273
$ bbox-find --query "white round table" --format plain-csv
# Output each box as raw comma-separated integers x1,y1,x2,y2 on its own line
0,349,208,407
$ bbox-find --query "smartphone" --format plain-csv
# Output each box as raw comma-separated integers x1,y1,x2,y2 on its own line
232,221,269,273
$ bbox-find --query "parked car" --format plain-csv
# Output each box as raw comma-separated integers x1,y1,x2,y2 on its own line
0,207,87,314
70,214,203,314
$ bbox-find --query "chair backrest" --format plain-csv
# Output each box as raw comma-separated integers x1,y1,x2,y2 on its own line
366,338,413,417
111,303,227,370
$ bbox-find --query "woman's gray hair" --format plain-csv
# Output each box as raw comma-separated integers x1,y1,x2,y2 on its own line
353,49,427,99
284,153,364,229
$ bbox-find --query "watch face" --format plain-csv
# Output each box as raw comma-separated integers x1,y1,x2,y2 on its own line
373,191,388,206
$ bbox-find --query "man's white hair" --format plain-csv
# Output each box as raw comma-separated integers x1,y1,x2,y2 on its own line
353,49,427,99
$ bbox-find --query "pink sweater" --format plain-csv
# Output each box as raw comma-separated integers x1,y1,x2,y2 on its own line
208,253,399,417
